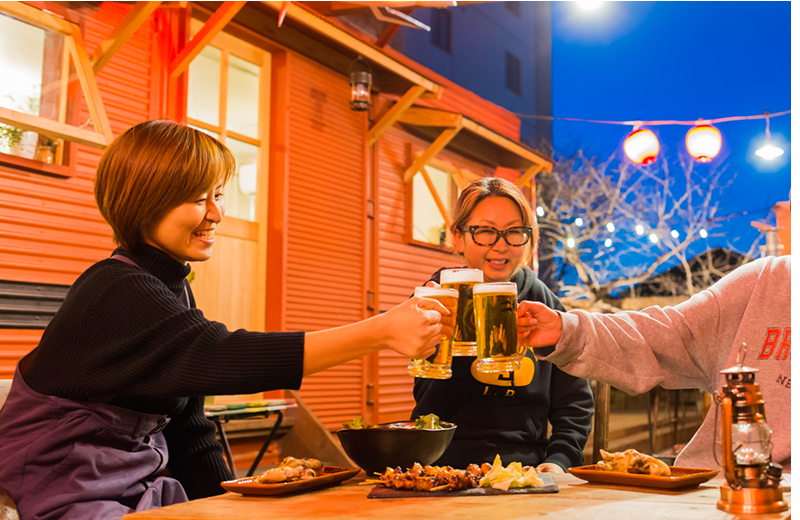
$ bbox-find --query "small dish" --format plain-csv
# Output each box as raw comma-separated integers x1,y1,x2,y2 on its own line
221,466,361,496
568,465,719,490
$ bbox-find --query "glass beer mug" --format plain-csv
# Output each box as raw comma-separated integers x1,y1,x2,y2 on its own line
407,286,458,379
440,268,483,356
473,282,522,373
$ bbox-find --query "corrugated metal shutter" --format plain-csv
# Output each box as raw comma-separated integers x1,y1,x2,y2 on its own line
0,3,153,365
285,54,367,430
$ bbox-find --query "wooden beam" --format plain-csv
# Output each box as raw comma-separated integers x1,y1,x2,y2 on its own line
462,118,552,172
0,2,75,34
421,166,452,230
67,27,114,144
261,1,442,96
169,1,247,78
91,1,161,74
0,106,107,148
402,124,462,183
398,107,462,128
367,85,425,146
375,23,401,48
516,164,542,187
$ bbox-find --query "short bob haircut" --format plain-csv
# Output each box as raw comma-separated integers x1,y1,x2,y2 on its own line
95,120,235,252
450,177,538,259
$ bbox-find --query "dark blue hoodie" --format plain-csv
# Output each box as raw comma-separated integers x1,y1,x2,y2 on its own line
412,266,594,470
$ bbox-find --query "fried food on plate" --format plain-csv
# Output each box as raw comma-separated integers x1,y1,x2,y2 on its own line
256,456,324,484
597,449,671,477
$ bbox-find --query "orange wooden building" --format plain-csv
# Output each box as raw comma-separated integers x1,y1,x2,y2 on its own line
0,1,553,440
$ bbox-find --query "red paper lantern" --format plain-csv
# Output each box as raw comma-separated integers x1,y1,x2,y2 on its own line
623,129,659,165
686,124,721,163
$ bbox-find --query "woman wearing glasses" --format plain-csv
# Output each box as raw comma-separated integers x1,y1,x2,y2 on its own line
412,177,594,472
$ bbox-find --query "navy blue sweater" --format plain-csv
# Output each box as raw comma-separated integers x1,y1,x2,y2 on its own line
412,266,594,470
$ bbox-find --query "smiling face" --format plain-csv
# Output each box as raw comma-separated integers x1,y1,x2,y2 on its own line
143,182,225,264
453,195,531,282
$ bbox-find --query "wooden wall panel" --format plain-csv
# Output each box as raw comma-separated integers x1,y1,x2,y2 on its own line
284,54,368,430
0,2,154,362
375,125,489,423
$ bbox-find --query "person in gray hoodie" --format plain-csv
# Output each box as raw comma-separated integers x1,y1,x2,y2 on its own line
519,255,791,473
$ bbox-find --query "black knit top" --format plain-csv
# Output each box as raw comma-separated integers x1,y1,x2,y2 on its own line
24,244,306,498
412,266,594,470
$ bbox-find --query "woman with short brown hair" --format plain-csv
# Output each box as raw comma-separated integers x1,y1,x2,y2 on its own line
0,120,447,520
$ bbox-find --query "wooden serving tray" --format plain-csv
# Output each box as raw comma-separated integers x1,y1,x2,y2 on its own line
568,465,718,490
222,466,361,496
367,475,558,498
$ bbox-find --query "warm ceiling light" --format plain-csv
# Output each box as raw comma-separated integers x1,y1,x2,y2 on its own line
686,123,722,163
624,129,659,165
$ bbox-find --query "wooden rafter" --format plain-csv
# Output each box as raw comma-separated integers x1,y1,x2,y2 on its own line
367,85,425,146
169,1,247,78
402,124,462,183
67,25,114,143
91,1,162,74
262,1,442,96
420,166,452,230
0,2,74,34
515,164,543,187
461,118,551,172
375,23,401,48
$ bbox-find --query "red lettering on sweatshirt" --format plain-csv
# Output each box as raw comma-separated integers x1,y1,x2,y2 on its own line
760,328,781,359
776,329,791,360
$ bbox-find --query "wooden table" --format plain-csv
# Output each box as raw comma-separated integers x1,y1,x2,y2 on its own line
125,473,791,520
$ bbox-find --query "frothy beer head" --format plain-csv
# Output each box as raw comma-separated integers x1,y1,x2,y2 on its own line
440,268,483,285
473,282,517,296
414,286,459,299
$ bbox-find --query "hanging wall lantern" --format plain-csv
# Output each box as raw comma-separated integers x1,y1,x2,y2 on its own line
623,128,659,165
349,56,372,112
686,122,722,162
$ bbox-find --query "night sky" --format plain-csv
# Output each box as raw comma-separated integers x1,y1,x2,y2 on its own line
548,1,791,255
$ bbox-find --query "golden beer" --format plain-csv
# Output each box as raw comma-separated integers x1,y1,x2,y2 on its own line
407,286,458,379
440,268,483,356
473,282,522,373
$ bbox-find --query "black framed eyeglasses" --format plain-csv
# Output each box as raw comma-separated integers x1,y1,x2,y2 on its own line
458,225,533,247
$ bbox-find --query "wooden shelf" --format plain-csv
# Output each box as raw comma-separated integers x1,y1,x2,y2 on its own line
0,152,72,178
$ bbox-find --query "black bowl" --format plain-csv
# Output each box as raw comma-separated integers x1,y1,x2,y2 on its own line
336,421,456,476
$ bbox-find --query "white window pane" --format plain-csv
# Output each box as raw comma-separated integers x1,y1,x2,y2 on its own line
412,166,452,245
225,138,259,221
0,14,44,115
226,54,259,139
187,46,221,126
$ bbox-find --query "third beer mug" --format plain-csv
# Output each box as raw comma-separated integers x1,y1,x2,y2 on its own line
473,282,522,373
407,286,458,379
440,268,483,356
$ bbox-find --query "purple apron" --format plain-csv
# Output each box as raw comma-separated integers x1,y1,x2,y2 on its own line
0,353,188,520
0,254,190,519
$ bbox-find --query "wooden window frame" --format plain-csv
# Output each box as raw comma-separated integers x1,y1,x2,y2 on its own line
0,3,113,156
186,19,270,233
404,151,481,252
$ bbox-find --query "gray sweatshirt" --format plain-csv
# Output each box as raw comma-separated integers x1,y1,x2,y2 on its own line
534,256,791,472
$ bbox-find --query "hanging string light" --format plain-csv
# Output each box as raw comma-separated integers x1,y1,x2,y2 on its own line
623,126,659,164
685,121,722,162
516,110,789,163
606,222,615,232
755,112,784,160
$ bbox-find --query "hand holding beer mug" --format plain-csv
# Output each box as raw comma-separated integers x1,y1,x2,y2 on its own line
440,268,483,356
473,282,523,373
408,286,458,379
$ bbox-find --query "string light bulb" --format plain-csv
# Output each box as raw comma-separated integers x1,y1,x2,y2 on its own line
671,230,679,238
635,224,644,235
604,238,612,247
686,121,722,162
700,229,708,238
575,217,584,226
755,112,784,160
606,222,615,232
624,128,659,165
566,237,575,248
536,206,545,217
649,233,658,244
